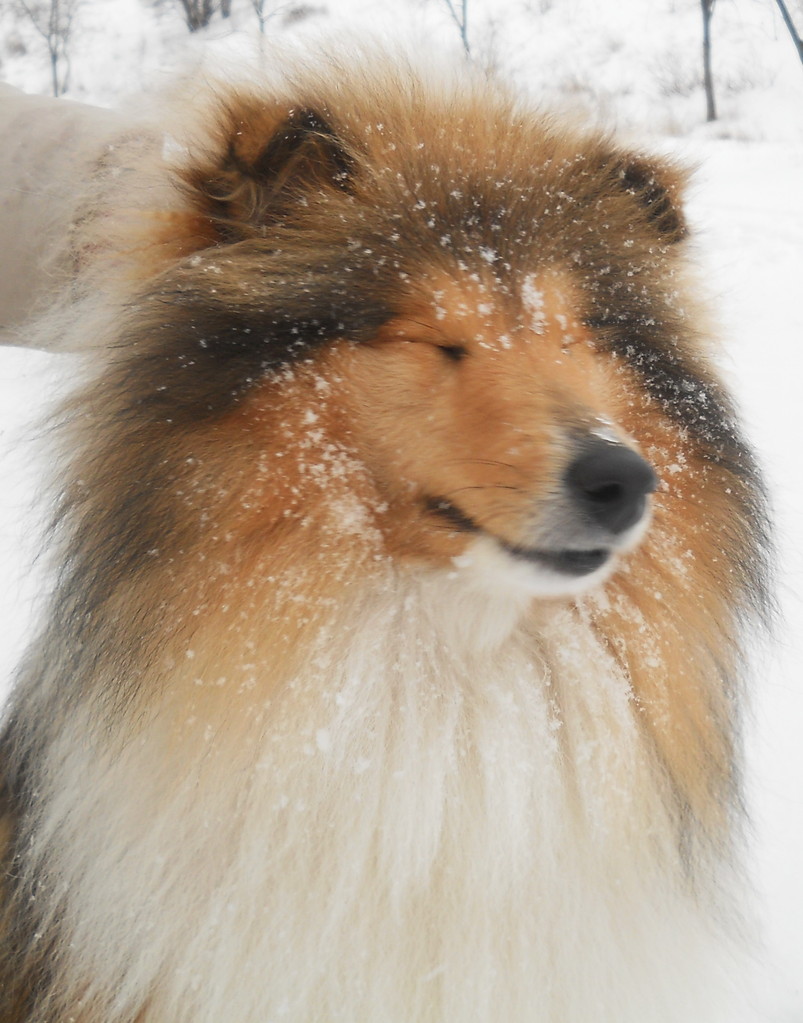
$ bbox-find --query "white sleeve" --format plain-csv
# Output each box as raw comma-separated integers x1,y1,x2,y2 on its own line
0,85,127,348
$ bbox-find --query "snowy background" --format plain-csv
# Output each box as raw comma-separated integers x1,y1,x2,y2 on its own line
0,0,801,1017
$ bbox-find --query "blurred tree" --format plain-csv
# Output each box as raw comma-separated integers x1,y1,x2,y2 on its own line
773,0,803,65
13,0,79,96
248,2,325,33
701,0,716,121
174,0,218,31
279,4,326,26
441,0,470,57
251,0,269,32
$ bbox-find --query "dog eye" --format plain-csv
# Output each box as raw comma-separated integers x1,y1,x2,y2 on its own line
437,344,468,362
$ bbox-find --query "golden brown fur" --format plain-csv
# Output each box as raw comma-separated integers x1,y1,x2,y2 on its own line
0,51,769,1022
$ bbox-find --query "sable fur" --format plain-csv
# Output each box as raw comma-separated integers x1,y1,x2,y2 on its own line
0,51,770,1022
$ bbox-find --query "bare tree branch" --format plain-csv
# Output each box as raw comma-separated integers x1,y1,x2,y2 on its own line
701,0,717,122
441,0,470,58
773,0,803,65
175,0,217,32
14,0,79,97
250,0,270,33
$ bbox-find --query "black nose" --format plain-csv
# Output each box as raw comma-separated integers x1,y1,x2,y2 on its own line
565,438,657,535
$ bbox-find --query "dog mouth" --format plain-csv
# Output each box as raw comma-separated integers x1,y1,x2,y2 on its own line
425,498,612,578
500,544,611,576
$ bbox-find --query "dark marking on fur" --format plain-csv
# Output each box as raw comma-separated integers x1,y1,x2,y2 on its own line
618,158,687,243
134,255,394,419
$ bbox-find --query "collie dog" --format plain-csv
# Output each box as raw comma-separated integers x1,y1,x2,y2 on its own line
0,52,770,1022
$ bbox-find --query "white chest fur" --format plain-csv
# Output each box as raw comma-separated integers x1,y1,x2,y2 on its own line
38,570,746,1022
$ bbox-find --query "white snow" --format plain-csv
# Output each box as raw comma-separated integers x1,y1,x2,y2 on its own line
0,0,801,1016
686,138,803,1021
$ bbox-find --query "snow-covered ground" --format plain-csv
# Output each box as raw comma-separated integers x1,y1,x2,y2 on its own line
0,0,801,1016
686,139,803,1021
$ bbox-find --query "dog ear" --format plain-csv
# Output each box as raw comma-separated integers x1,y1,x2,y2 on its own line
187,103,354,241
616,155,688,244
248,107,353,195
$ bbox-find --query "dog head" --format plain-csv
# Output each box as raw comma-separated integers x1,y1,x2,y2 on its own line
97,62,753,602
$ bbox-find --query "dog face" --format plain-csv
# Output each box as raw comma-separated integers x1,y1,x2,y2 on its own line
83,68,760,614
320,267,655,596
